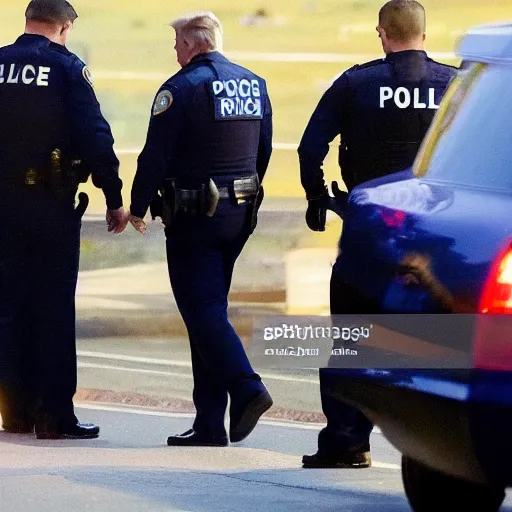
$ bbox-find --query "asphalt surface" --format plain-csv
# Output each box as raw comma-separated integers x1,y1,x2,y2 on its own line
2,405,511,512
76,337,325,415
3,338,512,511
0,405,411,512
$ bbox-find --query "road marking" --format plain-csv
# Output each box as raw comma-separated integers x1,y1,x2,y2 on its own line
369,462,401,470
78,361,192,378
78,350,191,367
75,402,384,438
77,351,320,384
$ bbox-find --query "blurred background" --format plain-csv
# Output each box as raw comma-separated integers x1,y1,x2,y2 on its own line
2,0,510,315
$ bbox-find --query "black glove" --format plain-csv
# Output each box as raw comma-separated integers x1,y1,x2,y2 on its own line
305,188,329,232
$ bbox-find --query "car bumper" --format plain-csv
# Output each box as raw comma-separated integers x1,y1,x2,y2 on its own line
324,370,512,487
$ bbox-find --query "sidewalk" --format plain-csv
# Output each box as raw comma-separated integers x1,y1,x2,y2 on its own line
75,263,285,338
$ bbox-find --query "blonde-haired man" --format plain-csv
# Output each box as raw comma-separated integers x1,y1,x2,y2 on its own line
130,11,273,446
170,11,223,60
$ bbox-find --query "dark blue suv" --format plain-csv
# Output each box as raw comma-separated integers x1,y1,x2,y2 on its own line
326,22,512,512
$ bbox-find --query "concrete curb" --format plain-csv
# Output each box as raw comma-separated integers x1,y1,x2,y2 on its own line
75,388,327,425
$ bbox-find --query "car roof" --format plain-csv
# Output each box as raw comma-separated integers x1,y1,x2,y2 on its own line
457,22,512,64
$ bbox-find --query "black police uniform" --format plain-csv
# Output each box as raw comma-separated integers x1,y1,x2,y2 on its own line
298,50,457,465
0,34,123,437
130,51,273,444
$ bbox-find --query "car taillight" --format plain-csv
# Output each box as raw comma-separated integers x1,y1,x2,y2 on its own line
474,242,512,370
377,206,407,228
479,244,512,314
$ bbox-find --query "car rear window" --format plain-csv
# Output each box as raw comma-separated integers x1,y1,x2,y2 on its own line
414,62,512,191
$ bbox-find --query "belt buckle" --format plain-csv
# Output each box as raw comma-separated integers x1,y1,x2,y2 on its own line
24,168,37,186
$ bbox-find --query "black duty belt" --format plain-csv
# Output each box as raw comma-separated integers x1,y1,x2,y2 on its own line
217,175,259,202
175,175,259,201
11,167,82,186
6,168,55,186
168,174,260,218
23,168,46,185
0,169,49,186
157,174,261,223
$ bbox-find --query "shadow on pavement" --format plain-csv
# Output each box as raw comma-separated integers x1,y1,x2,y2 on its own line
0,432,123,450
4,466,414,512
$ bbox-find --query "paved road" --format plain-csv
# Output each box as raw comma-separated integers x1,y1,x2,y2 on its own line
2,405,511,512
0,404,418,512
3,339,512,511
76,337,325,415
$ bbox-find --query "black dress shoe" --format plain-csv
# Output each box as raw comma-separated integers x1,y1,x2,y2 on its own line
229,389,273,443
36,422,100,440
167,429,228,447
302,446,372,468
2,419,35,434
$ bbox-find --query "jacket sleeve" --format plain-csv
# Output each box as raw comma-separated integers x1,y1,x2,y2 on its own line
297,72,349,199
256,84,273,183
66,58,123,210
130,85,183,219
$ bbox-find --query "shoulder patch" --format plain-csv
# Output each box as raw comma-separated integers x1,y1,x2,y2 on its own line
82,66,94,88
153,89,173,116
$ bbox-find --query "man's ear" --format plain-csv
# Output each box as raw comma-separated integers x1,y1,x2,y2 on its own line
60,21,72,35
422,33,426,41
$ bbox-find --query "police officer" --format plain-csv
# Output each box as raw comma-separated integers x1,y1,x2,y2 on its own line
298,0,457,468
0,0,127,438
130,11,273,446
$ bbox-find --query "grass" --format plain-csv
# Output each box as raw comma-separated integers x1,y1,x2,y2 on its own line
2,0,511,208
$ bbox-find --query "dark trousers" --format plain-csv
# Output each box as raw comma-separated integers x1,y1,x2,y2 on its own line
165,194,262,437
0,187,81,428
317,259,374,453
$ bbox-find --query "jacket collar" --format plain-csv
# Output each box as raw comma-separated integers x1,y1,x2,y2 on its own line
385,49,428,62
15,34,53,47
188,51,229,66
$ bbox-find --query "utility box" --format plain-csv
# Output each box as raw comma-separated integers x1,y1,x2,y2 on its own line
285,248,338,315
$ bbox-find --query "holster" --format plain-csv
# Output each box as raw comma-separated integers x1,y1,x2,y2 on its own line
74,192,89,219
160,178,221,225
158,178,179,227
47,149,87,199
249,185,264,233
233,175,259,205
150,192,164,220
68,158,91,185
338,146,357,193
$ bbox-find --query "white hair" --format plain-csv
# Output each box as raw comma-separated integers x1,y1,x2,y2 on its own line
170,11,223,53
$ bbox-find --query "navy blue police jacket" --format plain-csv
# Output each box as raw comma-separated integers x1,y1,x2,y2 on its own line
130,51,273,219
0,34,123,209
298,50,458,198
